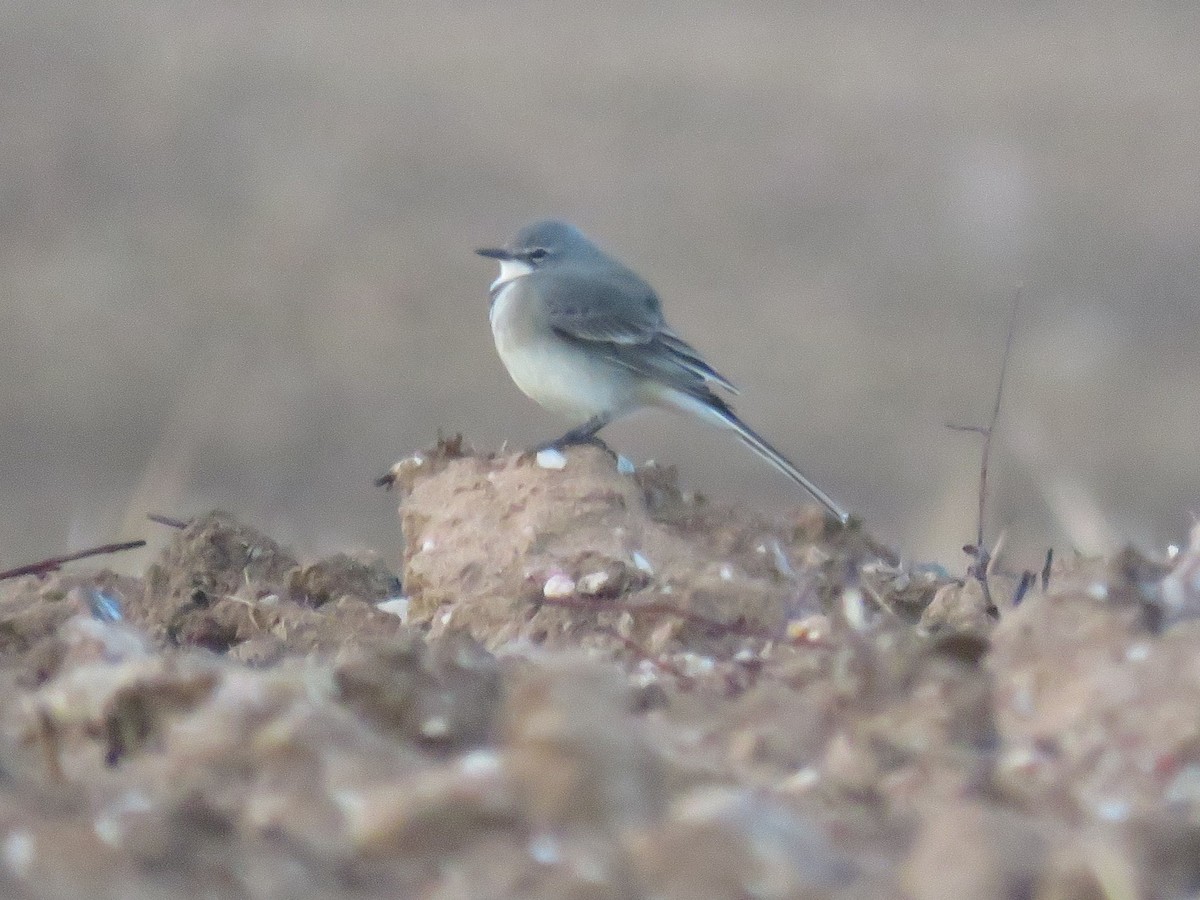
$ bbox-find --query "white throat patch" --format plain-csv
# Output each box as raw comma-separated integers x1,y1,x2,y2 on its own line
490,258,534,292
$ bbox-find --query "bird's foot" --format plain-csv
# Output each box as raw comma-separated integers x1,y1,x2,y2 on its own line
531,434,614,457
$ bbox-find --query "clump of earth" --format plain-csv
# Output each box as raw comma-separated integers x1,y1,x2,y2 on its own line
2,436,1200,898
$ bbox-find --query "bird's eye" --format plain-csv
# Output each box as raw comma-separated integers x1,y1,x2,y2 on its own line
527,248,549,261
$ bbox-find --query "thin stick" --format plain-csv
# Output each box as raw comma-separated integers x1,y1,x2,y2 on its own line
0,540,147,582
947,285,1023,613
1011,570,1035,608
147,512,189,529
977,287,1022,553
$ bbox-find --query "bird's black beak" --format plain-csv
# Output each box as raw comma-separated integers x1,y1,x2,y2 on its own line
475,247,512,260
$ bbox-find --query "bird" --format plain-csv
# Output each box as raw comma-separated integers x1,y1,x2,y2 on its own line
477,219,847,523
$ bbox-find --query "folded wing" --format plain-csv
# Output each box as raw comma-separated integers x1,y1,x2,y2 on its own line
536,267,739,398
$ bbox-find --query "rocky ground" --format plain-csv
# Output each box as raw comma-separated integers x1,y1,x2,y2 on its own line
2,437,1199,899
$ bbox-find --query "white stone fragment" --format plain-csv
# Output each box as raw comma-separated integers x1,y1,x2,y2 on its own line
631,551,654,574
1124,641,1150,662
376,596,410,621
543,573,576,598
536,447,568,469
93,790,155,849
841,586,869,630
615,454,636,474
1165,764,1200,805
528,832,561,865
420,716,450,739
458,749,501,778
770,540,796,578
679,652,716,676
1093,798,1130,822
786,614,830,642
779,767,820,793
616,610,635,639
3,830,35,878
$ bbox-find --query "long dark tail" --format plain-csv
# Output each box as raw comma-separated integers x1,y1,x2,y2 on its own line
632,338,849,522
667,389,848,522
724,411,848,523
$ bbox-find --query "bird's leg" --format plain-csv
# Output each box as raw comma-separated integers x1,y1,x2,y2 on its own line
536,414,613,454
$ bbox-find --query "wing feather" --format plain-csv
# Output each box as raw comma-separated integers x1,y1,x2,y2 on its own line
533,268,738,397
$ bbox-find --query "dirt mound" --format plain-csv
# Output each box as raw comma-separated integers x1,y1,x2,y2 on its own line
1,440,1198,898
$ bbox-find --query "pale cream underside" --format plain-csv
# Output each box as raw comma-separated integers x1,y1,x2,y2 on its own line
489,277,643,424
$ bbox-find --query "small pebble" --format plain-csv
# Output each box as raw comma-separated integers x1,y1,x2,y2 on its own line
913,561,953,579
528,832,561,865
1165,764,1200,805
631,551,654,574
615,610,635,639
543,573,576,598
770,541,796,578
376,597,410,621
577,571,612,596
536,447,568,470
458,749,501,777
2,829,35,878
841,587,868,630
85,587,123,623
419,716,450,739
786,614,830,641
1093,798,1130,822
615,454,636,474
679,653,716,676
779,767,820,793
1124,641,1150,662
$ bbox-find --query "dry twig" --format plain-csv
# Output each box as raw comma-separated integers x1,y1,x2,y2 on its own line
946,286,1023,615
147,512,189,529
1011,570,1036,607
0,540,147,582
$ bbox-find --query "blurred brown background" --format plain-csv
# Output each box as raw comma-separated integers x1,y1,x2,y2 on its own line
2,1,1197,573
